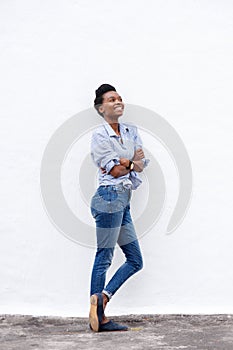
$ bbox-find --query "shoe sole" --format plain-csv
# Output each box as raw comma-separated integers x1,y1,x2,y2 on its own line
89,294,99,332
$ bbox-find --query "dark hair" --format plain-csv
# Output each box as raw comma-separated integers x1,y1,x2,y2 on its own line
94,83,116,116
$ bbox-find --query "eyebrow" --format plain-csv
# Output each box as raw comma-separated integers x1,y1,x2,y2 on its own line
105,95,122,100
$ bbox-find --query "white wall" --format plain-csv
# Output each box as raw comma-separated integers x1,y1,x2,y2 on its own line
1,0,233,316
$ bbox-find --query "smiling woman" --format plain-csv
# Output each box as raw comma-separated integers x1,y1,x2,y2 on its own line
98,91,124,118
89,84,149,332
94,84,123,118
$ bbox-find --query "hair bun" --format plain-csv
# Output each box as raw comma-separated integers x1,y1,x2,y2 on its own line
95,84,116,98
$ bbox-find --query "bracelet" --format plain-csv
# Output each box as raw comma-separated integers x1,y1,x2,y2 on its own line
126,160,132,170
126,160,134,171
130,161,135,171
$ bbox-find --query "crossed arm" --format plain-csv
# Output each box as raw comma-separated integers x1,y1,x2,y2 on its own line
101,148,145,178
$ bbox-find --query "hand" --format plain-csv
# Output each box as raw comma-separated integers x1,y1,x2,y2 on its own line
133,148,145,161
100,167,107,174
120,158,130,168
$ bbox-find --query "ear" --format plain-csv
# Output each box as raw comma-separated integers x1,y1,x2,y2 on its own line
98,104,105,114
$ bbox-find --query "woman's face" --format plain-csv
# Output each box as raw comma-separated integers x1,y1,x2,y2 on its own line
99,91,124,119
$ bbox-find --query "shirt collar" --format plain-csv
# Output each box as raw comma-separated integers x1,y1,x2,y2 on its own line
102,120,128,137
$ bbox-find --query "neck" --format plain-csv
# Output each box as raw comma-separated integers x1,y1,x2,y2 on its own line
104,116,120,133
109,122,119,133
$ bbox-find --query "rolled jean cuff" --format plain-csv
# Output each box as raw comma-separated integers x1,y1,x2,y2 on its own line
102,290,112,301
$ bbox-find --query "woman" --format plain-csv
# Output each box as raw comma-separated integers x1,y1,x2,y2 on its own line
89,84,149,332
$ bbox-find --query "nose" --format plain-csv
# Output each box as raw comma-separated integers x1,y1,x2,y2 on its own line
115,99,124,105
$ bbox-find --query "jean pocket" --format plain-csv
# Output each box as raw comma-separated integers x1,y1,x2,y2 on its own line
97,186,118,202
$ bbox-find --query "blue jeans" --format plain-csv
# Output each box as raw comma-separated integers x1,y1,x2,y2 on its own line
90,184,143,300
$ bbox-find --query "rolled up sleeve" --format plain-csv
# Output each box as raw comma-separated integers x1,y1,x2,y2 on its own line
105,159,120,173
91,131,120,174
133,126,150,168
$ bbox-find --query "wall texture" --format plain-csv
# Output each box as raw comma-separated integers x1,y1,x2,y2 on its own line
0,0,233,316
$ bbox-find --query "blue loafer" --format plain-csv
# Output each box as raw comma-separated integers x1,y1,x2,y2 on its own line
99,320,128,332
97,293,104,323
89,293,104,332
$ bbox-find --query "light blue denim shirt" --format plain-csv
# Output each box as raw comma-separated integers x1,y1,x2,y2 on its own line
91,120,149,190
